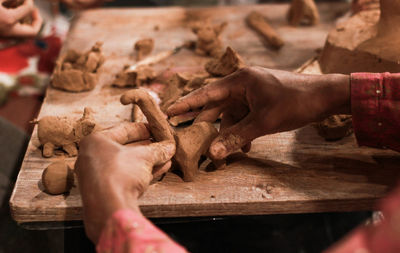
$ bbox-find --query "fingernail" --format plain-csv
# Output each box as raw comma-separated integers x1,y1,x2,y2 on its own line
210,141,227,160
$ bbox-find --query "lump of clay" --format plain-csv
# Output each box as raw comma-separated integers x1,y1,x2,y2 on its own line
191,20,227,57
319,0,400,74
174,122,223,181
287,0,320,26
121,89,225,182
246,11,284,50
112,65,156,88
314,115,353,141
35,108,96,158
51,42,104,92
160,73,188,113
134,38,154,61
205,46,245,77
42,161,74,195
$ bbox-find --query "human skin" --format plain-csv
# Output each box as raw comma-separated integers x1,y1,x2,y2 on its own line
60,0,113,9
0,0,42,37
75,122,175,243
167,67,350,160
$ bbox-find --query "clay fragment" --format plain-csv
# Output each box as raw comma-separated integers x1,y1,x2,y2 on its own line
246,11,284,50
191,20,227,57
134,38,154,61
52,42,104,92
314,115,353,141
160,73,188,113
205,46,245,77
319,0,400,74
34,108,96,158
287,0,320,26
112,65,156,88
42,161,74,195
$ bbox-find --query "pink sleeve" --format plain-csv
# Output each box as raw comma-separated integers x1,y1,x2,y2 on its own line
97,209,187,253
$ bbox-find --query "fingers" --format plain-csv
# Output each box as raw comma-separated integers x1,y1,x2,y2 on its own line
166,78,231,117
152,161,172,178
209,114,260,160
6,7,42,37
146,140,176,166
101,122,150,145
194,103,224,123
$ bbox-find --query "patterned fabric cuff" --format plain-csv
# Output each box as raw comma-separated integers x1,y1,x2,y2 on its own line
97,209,186,253
351,72,400,152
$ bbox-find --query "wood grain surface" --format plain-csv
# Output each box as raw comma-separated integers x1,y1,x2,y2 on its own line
11,3,400,224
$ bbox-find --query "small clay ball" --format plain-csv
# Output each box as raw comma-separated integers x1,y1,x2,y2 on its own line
42,162,74,195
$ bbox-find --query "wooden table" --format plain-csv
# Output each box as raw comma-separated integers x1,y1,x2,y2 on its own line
10,3,400,224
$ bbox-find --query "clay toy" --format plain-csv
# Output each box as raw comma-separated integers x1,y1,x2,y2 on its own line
134,38,154,61
34,108,96,158
42,161,74,195
51,42,104,92
191,20,227,57
287,0,320,26
314,115,353,141
112,65,156,88
205,46,245,77
121,89,225,181
246,11,284,50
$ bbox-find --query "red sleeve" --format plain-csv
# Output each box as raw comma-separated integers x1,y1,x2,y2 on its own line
97,209,187,253
351,72,400,152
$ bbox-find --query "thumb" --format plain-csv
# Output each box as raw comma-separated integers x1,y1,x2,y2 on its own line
146,140,176,166
209,115,260,160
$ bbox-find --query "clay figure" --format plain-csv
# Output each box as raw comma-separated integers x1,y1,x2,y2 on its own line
112,65,156,88
34,108,96,158
134,38,154,61
314,115,353,141
287,0,320,26
191,20,227,57
205,46,245,77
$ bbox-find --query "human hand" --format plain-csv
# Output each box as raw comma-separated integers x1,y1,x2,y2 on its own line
0,0,43,37
75,122,175,243
167,67,350,160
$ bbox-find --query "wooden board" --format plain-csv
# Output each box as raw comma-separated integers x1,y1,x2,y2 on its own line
10,3,400,223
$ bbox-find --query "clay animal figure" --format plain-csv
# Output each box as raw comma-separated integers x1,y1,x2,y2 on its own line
191,20,227,57
134,38,154,61
42,161,74,195
51,42,104,92
287,0,320,26
112,65,156,88
34,108,96,158
121,89,225,181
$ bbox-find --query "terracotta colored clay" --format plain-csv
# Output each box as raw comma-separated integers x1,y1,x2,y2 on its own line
191,20,227,57
134,38,154,61
205,47,245,77
169,111,201,127
34,108,96,158
112,65,156,88
246,11,284,50
121,89,225,181
319,0,400,74
314,115,353,141
51,42,104,92
160,73,188,113
287,0,320,26
42,161,74,195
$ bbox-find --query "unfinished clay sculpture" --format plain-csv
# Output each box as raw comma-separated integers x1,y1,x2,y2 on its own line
42,161,74,195
314,115,353,141
112,65,156,88
51,42,104,92
205,46,245,77
134,38,154,61
191,20,227,57
246,11,284,50
287,0,320,26
34,108,96,158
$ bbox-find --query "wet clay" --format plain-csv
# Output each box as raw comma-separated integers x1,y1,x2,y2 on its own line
191,20,227,57
134,38,154,61
205,46,245,77
319,0,400,74
112,65,156,88
287,0,320,26
246,11,284,50
121,89,225,181
52,42,104,92
314,115,353,141
42,161,74,195
35,108,96,158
